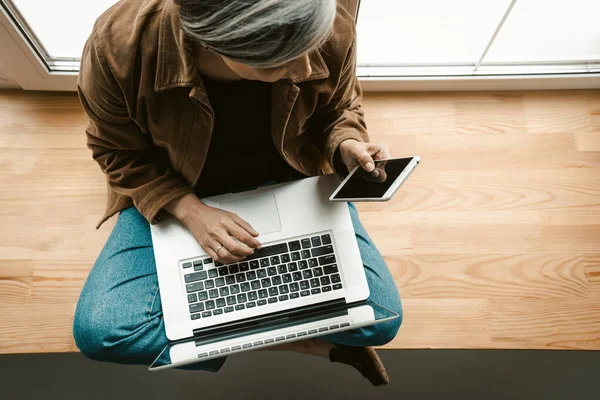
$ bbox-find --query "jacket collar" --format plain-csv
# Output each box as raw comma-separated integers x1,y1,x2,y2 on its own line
154,2,330,92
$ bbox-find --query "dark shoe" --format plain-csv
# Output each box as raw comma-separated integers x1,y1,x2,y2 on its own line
329,345,389,386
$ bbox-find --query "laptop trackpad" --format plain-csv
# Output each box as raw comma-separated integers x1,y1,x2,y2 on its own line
218,194,282,235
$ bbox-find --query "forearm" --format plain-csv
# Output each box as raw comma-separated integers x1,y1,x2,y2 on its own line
164,192,207,225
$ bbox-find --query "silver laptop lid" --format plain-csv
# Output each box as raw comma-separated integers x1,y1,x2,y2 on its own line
149,301,398,371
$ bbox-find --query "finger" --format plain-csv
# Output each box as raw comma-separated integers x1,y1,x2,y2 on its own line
230,214,259,238
346,160,359,172
369,143,390,160
219,232,254,257
365,144,390,181
203,244,223,265
226,221,261,249
209,239,242,264
362,165,386,183
215,245,244,264
205,239,231,264
355,149,375,172
373,168,387,183
366,144,388,161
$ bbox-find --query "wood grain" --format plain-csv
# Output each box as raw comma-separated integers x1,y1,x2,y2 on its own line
0,89,599,353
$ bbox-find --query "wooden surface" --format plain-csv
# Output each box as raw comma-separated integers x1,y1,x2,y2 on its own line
0,90,598,353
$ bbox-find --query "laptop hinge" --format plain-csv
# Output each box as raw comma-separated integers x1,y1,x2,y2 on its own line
192,298,346,339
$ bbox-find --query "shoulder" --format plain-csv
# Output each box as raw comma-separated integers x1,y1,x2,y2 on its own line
319,5,357,75
86,0,165,75
92,0,164,42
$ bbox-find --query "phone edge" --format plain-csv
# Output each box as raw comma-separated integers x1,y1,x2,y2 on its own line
330,156,420,202
381,156,420,201
328,164,360,201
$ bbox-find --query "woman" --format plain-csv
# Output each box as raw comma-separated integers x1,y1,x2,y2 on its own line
73,0,402,386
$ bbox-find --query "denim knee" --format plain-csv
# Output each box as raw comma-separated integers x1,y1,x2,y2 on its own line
72,271,163,364
372,312,403,346
362,299,403,346
73,301,110,361
72,284,124,362
324,298,403,347
73,296,162,364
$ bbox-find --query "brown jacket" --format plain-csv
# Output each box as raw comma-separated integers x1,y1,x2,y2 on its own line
78,0,368,228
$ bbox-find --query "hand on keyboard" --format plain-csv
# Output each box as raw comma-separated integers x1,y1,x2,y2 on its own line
184,232,343,320
167,194,261,264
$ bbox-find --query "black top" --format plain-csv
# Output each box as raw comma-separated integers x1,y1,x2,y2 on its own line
194,76,305,198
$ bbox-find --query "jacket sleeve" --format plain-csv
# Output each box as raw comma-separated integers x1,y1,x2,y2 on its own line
78,31,194,224
311,24,369,176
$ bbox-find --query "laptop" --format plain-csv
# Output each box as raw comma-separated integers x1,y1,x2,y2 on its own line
149,174,399,370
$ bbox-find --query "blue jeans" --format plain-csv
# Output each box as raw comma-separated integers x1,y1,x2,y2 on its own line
73,204,402,371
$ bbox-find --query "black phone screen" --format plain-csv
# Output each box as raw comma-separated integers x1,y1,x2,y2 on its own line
332,158,414,200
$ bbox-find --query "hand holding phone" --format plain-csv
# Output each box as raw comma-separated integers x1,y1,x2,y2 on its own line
338,140,390,182
330,157,420,202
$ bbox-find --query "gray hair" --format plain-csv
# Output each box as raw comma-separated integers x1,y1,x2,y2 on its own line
176,0,337,67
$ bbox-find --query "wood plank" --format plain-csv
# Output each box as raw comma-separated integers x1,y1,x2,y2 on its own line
362,92,456,135
363,209,599,254
373,132,594,169
0,92,87,149
454,93,527,135
389,299,491,349
488,298,600,350
0,260,33,304
575,132,600,152
0,305,78,353
355,169,600,213
0,260,90,305
523,91,600,134
387,253,591,300
1,89,599,353
584,254,600,296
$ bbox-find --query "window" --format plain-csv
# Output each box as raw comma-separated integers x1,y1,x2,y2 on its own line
357,0,511,76
3,0,118,72
480,0,600,74
1,0,599,90
356,0,600,77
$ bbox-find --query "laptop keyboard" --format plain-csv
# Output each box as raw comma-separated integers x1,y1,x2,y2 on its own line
181,232,344,321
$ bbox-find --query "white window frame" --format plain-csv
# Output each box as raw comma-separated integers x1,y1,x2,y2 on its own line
0,3,77,90
1,0,599,92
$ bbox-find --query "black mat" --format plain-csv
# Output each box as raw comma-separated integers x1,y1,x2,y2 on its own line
1,350,597,399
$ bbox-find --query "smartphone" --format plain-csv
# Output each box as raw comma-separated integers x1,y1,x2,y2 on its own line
329,156,420,202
